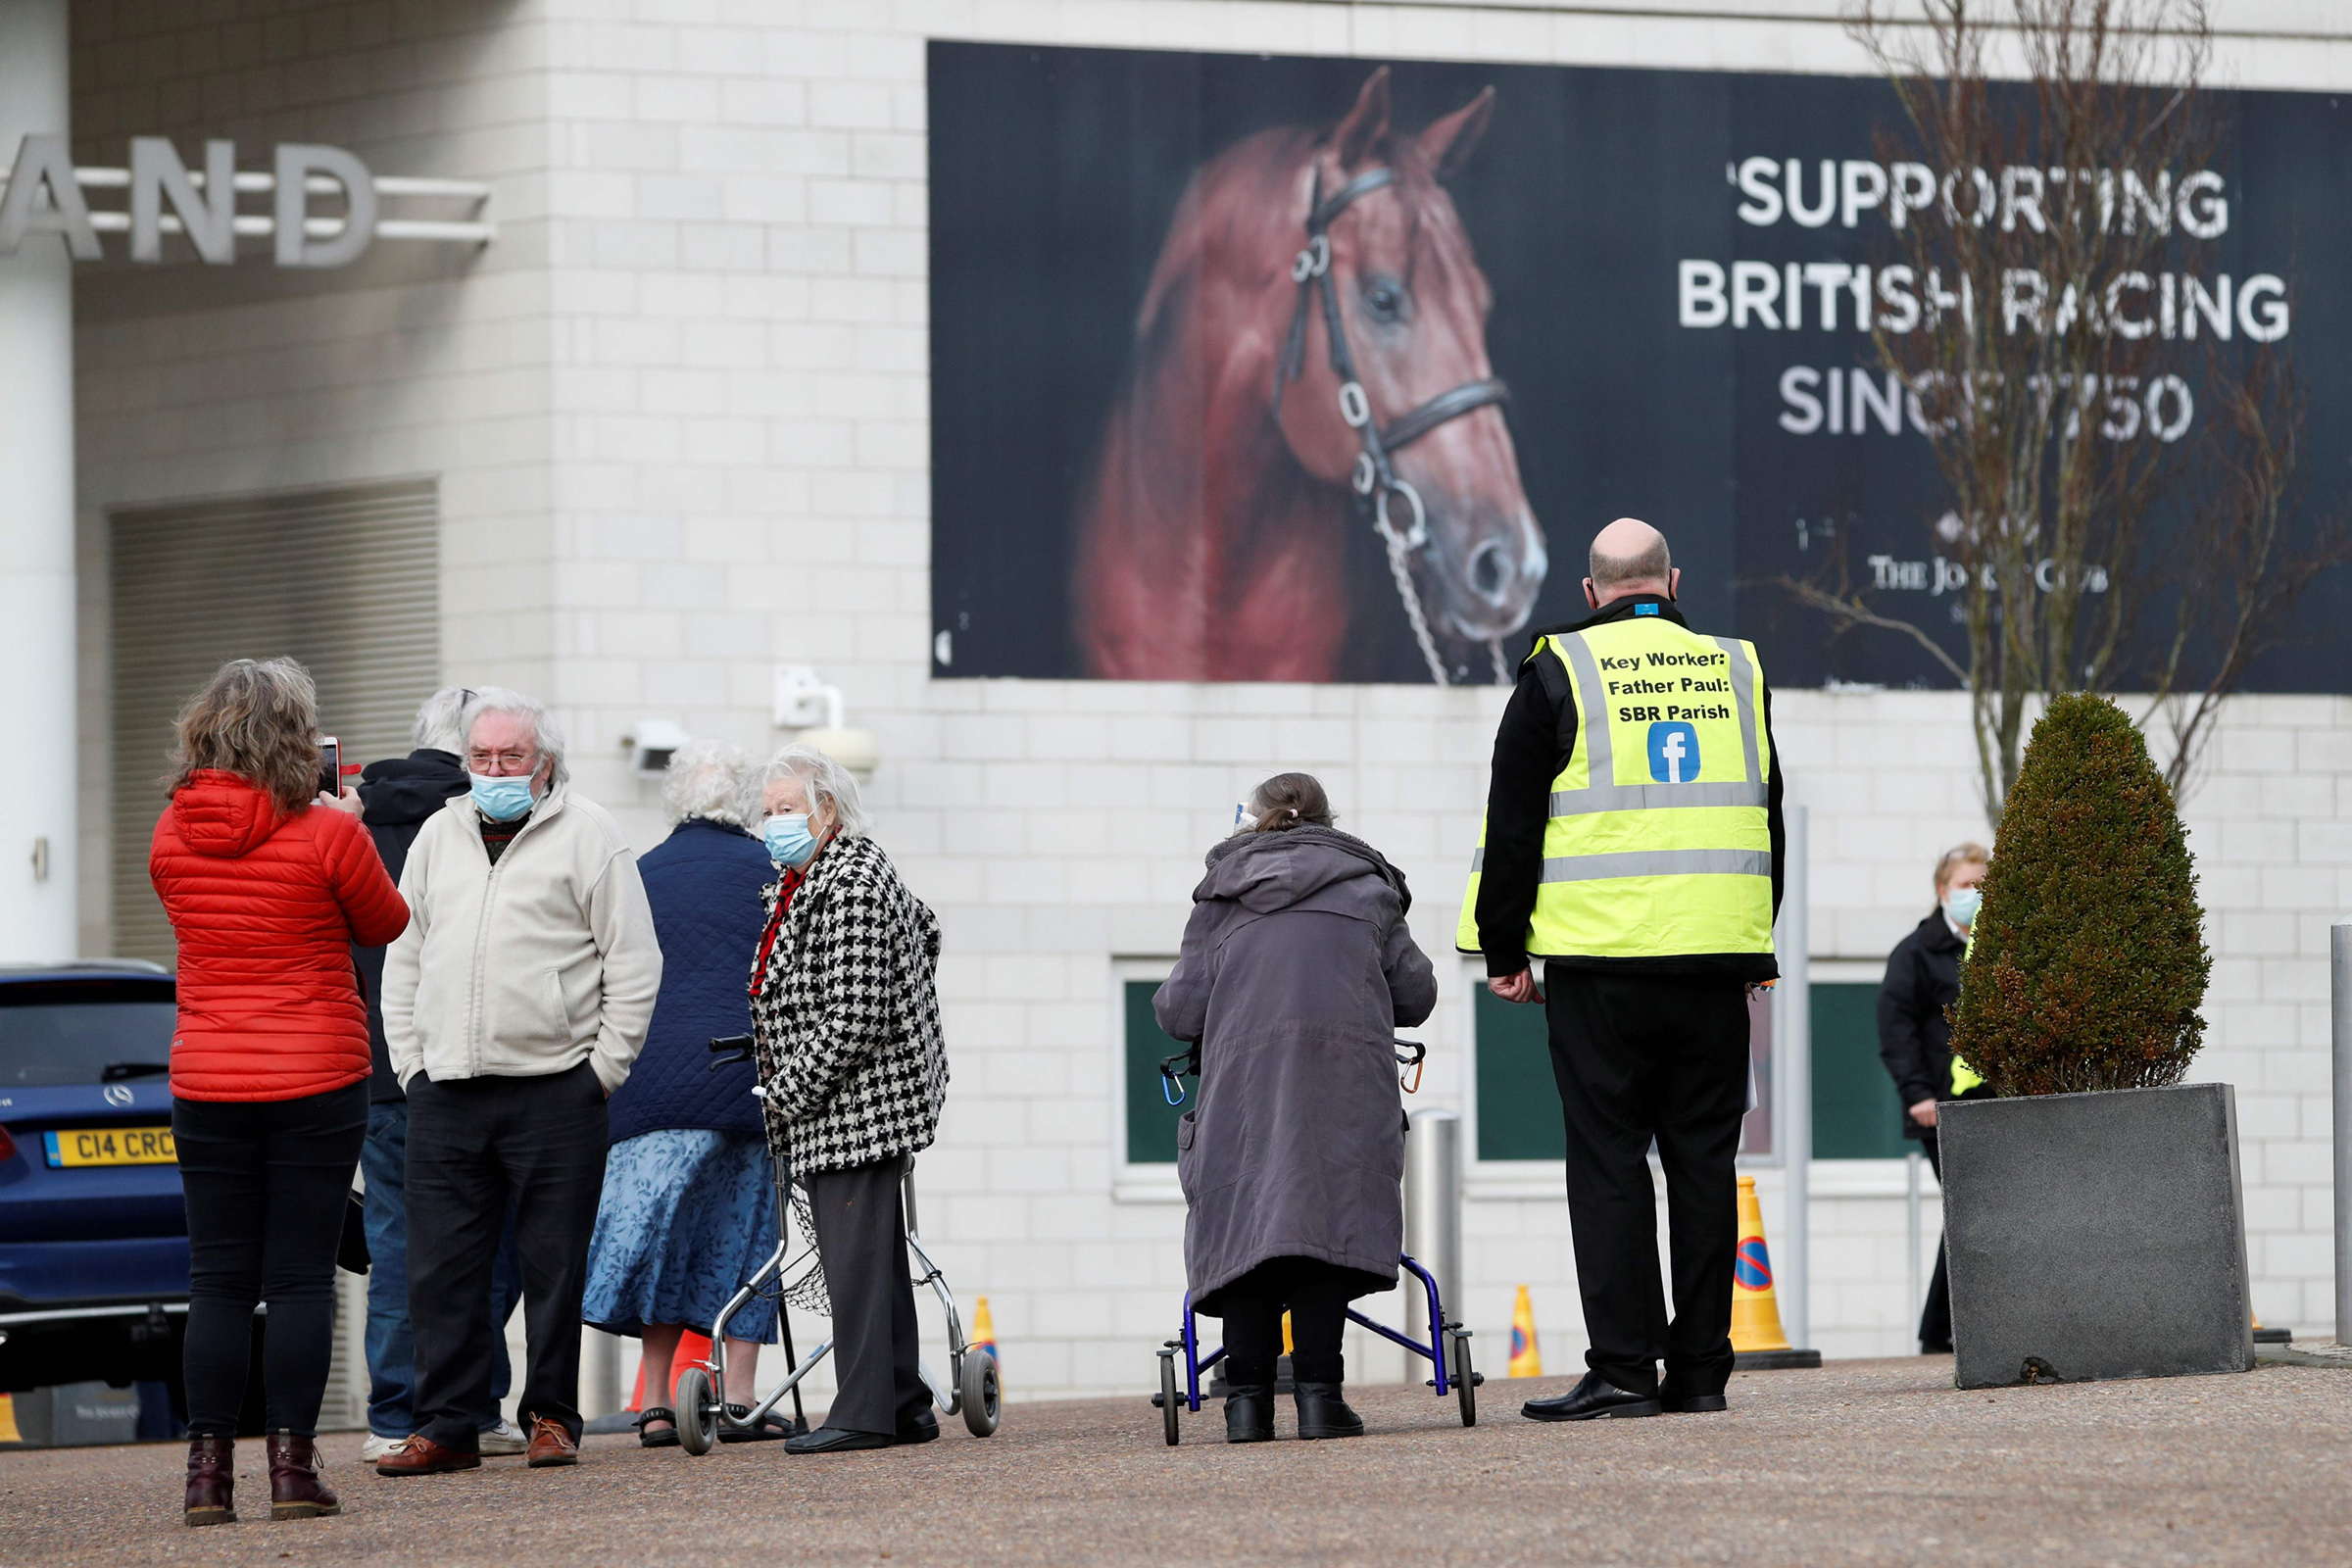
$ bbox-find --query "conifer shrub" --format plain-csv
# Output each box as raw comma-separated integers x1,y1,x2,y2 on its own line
1947,693,2211,1096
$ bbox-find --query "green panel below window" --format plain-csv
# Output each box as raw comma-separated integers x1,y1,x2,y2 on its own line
1124,979,1189,1165
1810,981,1910,1159
1474,987,1562,1162
1470,978,1912,1161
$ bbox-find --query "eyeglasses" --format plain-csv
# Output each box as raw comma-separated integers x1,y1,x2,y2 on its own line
467,749,538,775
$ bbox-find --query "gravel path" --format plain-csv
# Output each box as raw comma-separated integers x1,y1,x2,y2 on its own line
4,1356,2348,1566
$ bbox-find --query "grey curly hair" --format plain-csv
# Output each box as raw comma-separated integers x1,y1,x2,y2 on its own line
661,740,759,829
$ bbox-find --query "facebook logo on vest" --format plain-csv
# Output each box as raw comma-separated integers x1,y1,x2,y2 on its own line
1647,721,1699,783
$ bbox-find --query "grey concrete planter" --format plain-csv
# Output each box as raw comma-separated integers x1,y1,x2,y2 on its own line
1940,1083,2253,1388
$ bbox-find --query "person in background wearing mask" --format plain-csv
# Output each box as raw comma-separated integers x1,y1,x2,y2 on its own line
352,688,528,1465
583,741,790,1446
748,744,949,1454
377,688,662,1475
1876,842,1991,1355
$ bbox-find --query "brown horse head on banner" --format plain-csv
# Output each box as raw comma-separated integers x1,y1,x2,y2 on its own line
1074,67,1546,683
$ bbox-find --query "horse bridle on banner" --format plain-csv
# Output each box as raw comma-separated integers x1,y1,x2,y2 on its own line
1274,165,1514,686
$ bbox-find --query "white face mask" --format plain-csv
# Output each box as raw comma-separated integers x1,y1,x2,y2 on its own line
1943,886,1983,928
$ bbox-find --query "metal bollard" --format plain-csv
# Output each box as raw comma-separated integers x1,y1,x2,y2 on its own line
1404,1107,1461,1348
2334,918,2352,1345
580,1327,624,1421
1906,1149,1925,1337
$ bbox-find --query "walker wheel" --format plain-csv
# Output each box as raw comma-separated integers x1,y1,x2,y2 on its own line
1450,1328,1477,1428
673,1364,718,1455
961,1351,1002,1437
1158,1349,1182,1446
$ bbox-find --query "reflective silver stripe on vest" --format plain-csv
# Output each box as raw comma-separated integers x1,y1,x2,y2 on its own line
1548,631,1767,811
1468,847,1771,880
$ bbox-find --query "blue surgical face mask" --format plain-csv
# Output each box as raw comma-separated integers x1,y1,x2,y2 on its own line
1944,886,1983,928
469,772,535,823
763,812,817,867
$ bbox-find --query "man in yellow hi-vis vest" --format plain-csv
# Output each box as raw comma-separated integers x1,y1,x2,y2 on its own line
1460,517,1784,1423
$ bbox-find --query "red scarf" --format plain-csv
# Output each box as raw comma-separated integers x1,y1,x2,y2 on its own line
749,864,808,999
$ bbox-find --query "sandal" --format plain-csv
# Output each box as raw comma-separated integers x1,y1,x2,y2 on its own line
716,1403,797,1443
635,1407,680,1448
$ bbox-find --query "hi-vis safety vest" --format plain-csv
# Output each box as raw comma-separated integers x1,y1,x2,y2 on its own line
1455,613,1776,960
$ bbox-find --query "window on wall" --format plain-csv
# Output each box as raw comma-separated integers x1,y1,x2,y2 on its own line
1474,987,1561,1162
1123,978,1190,1165
1810,982,1910,1159
1471,977,1912,1161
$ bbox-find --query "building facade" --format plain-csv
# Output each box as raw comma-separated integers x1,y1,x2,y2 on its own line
16,0,2351,1399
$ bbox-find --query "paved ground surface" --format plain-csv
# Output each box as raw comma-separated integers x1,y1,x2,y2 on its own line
5,1355,2350,1566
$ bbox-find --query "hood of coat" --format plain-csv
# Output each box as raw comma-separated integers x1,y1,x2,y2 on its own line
167,770,290,858
1196,824,1412,915
359,749,469,828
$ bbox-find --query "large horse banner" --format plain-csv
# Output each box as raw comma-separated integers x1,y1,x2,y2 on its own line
927,41,2350,688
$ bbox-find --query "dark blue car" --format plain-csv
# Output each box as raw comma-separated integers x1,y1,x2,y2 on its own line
0,962,190,1395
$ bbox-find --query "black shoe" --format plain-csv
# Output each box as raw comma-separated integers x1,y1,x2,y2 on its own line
1522,1370,1662,1423
1292,1381,1364,1441
784,1425,893,1454
716,1404,794,1444
1658,1390,1729,1414
1223,1385,1274,1444
635,1406,680,1448
895,1412,940,1446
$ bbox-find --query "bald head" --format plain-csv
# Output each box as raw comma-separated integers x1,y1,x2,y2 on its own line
1585,517,1677,608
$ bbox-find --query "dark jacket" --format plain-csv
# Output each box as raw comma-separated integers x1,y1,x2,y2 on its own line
354,748,469,1103
1153,825,1439,1315
607,817,772,1145
1877,906,1967,1140
1470,594,1786,982
750,833,949,1177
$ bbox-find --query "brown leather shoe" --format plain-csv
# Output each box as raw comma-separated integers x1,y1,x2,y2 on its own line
266,1432,341,1519
184,1434,236,1526
524,1416,578,1468
372,1434,482,1477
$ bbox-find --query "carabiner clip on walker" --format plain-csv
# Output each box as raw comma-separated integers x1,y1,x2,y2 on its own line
1394,1040,1426,1095
1159,1047,1200,1107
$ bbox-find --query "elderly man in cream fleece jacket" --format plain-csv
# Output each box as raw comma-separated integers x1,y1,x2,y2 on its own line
378,687,661,1476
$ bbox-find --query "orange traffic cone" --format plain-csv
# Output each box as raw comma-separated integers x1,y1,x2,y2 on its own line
1509,1285,1544,1377
1730,1175,1792,1353
630,1330,714,1410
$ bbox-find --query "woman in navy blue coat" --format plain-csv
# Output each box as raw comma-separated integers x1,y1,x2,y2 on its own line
582,742,786,1443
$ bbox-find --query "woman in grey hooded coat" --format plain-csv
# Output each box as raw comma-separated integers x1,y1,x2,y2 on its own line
1153,773,1438,1443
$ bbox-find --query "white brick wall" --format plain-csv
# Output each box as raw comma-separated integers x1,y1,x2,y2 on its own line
68,0,2352,1396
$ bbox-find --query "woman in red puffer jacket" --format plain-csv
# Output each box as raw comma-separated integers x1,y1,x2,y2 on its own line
148,658,409,1527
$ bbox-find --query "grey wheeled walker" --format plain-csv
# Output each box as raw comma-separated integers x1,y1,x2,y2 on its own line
670,1036,1003,1453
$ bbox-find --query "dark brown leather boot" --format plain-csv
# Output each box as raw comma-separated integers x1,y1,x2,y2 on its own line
184,1434,236,1526
267,1432,341,1520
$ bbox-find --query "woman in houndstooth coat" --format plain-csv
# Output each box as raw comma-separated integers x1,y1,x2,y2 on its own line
748,744,948,1453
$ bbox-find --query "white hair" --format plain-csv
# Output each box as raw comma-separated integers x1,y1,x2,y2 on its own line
411,686,471,754
462,686,569,787
764,742,869,837
661,739,759,829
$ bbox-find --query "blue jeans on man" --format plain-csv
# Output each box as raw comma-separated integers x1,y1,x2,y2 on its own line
362,1102,523,1437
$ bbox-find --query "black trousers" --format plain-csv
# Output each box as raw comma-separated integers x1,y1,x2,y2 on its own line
806,1158,930,1437
1545,971,1751,1398
406,1062,607,1450
1216,1256,1353,1386
172,1080,368,1438
1918,1135,1952,1350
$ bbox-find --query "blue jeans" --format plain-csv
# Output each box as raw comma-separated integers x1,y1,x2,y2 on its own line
363,1101,523,1437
